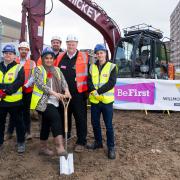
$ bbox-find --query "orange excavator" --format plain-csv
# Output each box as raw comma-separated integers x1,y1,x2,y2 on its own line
20,0,174,79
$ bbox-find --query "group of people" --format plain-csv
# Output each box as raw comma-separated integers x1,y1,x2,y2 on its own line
0,34,117,159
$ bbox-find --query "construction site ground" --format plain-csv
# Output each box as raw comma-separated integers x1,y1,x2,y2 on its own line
0,110,180,180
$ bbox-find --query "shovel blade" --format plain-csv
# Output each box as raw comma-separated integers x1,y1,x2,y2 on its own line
60,153,74,175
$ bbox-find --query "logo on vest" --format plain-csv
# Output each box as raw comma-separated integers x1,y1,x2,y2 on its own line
61,65,67,69
102,74,108,77
8,73,14,81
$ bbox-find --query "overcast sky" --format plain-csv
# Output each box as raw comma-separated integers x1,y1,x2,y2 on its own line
0,0,179,49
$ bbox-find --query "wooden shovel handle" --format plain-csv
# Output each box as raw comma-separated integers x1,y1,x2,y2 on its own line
62,98,71,133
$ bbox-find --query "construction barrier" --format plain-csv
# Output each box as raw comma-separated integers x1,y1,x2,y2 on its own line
114,78,180,111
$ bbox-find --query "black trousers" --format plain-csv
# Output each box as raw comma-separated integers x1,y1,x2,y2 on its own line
0,106,25,145
39,104,63,141
64,93,87,145
7,92,32,134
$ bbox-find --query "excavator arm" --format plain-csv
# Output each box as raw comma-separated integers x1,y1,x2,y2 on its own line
20,0,46,61
20,0,121,61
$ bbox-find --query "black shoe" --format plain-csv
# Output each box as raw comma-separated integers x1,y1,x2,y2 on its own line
108,148,116,159
86,142,103,150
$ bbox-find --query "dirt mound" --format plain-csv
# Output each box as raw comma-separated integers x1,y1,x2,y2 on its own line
0,110,180,180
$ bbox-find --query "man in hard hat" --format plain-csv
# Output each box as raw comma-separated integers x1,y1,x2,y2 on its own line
55,34,88,152
0,44,26,153
37,36,64,66
87,44,117,159
7,42,36,140
51,36,64,55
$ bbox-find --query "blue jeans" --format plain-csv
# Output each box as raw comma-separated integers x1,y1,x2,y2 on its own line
91,102,115,149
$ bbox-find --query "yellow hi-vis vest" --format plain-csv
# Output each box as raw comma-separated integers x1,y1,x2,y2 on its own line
89,62,116,104
30,66,61,110
0,64,23,102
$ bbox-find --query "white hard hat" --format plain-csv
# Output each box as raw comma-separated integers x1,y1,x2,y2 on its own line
18,41,30,50
66,34,78,42
51,36,62,42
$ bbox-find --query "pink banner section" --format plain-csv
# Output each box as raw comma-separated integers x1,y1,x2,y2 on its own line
115,82,155,105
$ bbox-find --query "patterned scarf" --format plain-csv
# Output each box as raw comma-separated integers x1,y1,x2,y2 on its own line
42,56,62,93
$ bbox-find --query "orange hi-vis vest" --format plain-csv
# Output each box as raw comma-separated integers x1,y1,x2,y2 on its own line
56,51,89,93
36,52,65,66
37,51,88,93
16,57,36,93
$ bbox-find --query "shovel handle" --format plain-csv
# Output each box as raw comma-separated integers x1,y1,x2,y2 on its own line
62,98,70,133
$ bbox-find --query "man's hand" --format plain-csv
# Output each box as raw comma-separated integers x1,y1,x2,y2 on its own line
96,95,104,101
90,90,104,101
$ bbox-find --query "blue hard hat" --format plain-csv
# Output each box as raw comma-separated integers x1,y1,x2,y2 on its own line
94,44,107,54
41,47,55,58
2,44,16,54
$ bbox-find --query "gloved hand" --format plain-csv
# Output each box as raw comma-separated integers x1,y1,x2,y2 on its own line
96,95,104,101
0,89,6,99
90,90,98,96
90,90,104,101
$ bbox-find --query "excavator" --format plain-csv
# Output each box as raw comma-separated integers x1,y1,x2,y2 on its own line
20,0,174,79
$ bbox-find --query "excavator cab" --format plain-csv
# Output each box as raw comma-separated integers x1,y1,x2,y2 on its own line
114,24,168,79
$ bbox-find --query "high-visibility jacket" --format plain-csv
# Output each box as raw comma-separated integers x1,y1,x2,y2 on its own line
16,57,36,93
30,65,61,110
89,62,116,104
0,64,23,102
55,51,88,93
37,52,65,66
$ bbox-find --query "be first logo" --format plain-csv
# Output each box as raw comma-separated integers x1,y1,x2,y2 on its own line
115,82,155,105
117,89,150,97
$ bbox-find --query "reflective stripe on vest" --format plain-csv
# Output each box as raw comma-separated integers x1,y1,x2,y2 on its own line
55,51,88,93
89,62,116,104
0,64,23,102
16,58,35,93
54,52,66,67
30,66,61,110
75,51,88,92
30,66,46,110
16,58,35,82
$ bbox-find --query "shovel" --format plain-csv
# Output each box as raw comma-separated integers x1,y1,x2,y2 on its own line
59,98,74,175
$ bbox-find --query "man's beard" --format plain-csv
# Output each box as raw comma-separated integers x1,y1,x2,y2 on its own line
52,46,60,52
20,53,27,58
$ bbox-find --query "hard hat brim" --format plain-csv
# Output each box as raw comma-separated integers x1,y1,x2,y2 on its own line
2,50,16,55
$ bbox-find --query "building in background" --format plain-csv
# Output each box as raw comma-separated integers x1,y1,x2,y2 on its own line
0,15,27,59
0,15,27,42
170,1,180,72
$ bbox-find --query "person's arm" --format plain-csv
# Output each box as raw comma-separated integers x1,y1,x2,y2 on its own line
0,65,7,89
87,65,96,93
33,67,51,94
24,62,36,88
4,67,25,95
24,76,34,88
0,83,6,89
97,66,117,94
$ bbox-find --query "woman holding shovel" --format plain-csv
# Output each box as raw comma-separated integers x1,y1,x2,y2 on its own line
30,47,71,156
